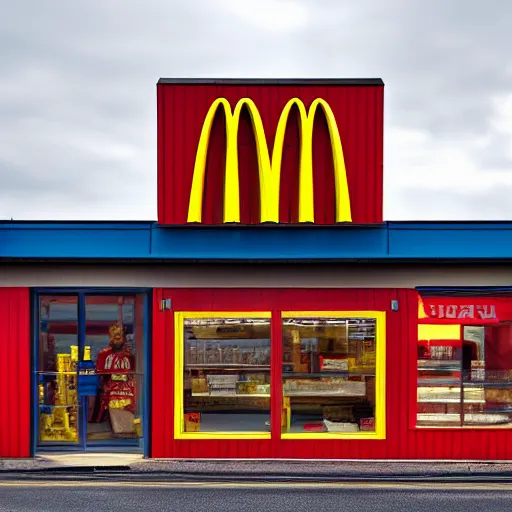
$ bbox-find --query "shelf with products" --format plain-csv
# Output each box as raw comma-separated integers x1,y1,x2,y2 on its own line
417,413,512,425
417,385,484,401
191,393,269,398
284,371,375,378
463,381,512,388
185,364,270,370
418,359,461,369
418,378,461,386
418,398,485,404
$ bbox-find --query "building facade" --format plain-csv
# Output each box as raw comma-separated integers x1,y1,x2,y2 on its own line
2,79,512,460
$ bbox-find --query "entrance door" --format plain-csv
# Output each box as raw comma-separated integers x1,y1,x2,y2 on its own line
35,291,147,453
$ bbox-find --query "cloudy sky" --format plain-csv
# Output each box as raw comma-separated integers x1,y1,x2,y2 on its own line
2,0,512,221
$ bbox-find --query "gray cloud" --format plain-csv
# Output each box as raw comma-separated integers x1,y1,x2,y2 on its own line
393,183,512,221
1,0,512,220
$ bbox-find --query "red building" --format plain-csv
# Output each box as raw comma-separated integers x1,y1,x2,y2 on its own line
2,79,512,460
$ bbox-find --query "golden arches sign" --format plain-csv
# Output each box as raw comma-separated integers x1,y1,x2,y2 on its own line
187,97,352,224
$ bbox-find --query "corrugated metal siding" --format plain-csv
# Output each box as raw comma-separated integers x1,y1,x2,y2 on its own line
151,287,512,460
157,83,384,225
150,288,405,458
0,288,30,458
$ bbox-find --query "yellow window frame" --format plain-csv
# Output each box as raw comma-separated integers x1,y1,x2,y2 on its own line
280,311,386,440
174,311,272,440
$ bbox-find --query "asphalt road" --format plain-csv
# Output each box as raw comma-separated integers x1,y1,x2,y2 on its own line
2,481,512,512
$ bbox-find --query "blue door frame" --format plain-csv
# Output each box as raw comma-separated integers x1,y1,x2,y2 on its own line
32,288,151,457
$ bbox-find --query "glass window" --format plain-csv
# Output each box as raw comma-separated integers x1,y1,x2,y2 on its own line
37,296,79,444
416,324,464,427
281,316,379,435
462,324,512,428
179,315,271,435
417,322,512,428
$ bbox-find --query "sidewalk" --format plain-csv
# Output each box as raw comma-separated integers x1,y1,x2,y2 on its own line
2,454,512,481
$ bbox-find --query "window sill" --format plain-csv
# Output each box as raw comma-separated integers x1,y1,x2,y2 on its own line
281,432,385,440
174,432,271,440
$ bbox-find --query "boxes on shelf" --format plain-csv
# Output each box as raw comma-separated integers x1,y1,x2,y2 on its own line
323,405,354,422
284,379,366,396
184,413,200,432
192,378,208,394
485,388,512,404
323,419,359,432
359,418,375,431
207,374,238,395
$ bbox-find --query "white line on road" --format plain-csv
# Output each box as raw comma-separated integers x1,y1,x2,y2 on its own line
1,480,512,491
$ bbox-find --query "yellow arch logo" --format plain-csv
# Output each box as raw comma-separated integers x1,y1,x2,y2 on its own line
187,98,352,224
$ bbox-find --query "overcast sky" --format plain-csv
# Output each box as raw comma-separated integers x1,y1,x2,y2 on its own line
2,0,512,221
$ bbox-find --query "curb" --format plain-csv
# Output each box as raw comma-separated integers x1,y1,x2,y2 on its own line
3,468,512,484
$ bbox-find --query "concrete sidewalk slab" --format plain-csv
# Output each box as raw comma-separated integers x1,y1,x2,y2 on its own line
0,453,142,472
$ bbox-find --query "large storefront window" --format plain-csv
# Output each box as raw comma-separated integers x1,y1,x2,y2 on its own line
175,313,271,438
417,294,512,428
175,311,385,439
281,314,385,438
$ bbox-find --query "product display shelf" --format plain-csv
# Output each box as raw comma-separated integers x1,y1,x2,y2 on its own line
284,391,366,397
418,398,485,404
418,367,461,372
191,393,270,398
417,413,512,426
37,371,77,376
186,364,270,370
463,381,512,389
417,379,461,386
39,404,76,408
283,371,375,378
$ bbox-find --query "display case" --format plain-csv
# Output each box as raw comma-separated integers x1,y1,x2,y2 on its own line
417,323,512,427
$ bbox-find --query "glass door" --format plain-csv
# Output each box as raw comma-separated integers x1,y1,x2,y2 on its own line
35,291,147,452
85,295,145,447
36,295,80,446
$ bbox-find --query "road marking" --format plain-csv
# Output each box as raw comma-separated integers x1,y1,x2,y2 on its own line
1,480,512,491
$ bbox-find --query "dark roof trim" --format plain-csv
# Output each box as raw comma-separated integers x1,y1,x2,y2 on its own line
157,78,384,86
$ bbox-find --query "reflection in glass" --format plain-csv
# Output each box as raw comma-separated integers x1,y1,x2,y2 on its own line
282,317,377,434
183,317,271,433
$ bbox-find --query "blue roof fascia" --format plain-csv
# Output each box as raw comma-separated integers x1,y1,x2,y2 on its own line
0,221,512,261
388,221,512,259
0,222,153,259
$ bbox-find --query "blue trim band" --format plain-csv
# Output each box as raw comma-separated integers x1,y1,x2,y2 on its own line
4,221,512,261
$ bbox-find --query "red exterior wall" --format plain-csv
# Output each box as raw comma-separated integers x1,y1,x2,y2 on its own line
0,288,30,458
157,81,384,225
151,287,512,460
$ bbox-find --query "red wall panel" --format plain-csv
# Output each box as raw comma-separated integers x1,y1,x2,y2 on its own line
0,288,30,458
151,287,512,460
157,80,384,225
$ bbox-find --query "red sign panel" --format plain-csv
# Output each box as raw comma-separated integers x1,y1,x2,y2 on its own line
157,78,384,225
419,296,512,324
